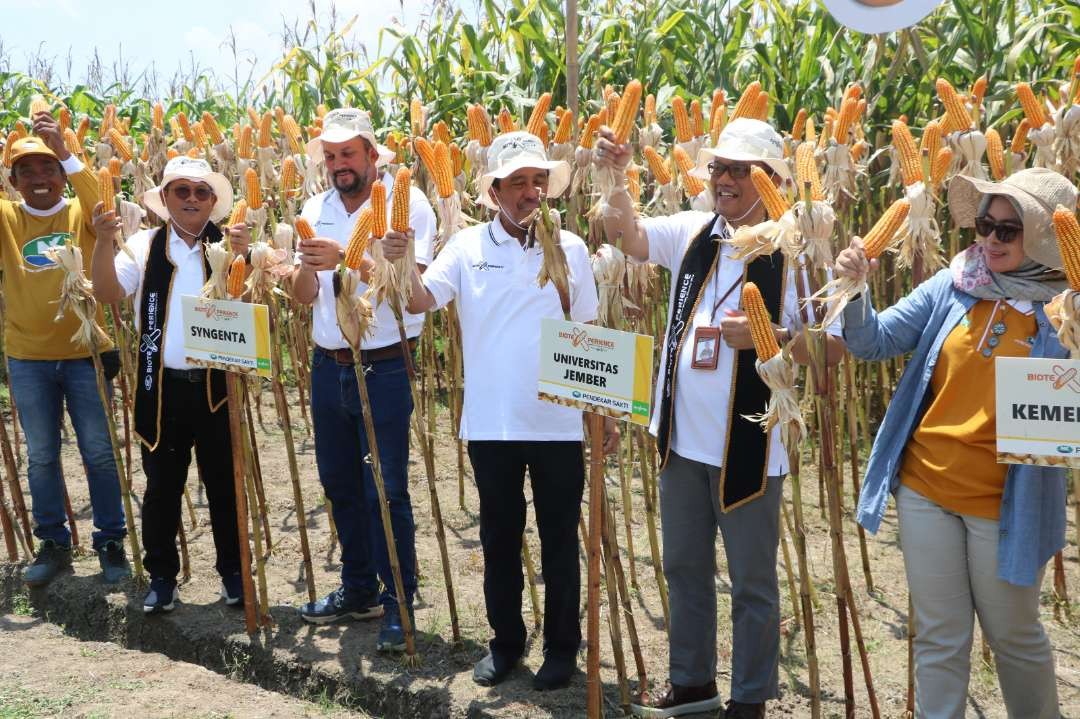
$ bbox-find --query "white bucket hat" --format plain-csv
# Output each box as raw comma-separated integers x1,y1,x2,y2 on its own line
821,0,944,35
477,131,572,210
305,108,394,167
691,118,792,185
143,156,233,223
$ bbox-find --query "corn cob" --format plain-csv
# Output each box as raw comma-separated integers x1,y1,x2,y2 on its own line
280,116,303,154
752,92,770,121
281,157,298,198
526,92,552,139
862,199,911,259
1053,205,1080,290
227,254,247,299
98,168,116,214
433,120,451,146
192,122,207,149
274,106,285,129
474,105,493,146
391,167,412,233
344,207,374,271
315,104,328,118
819,118,833,150
644,94,657,126
237,125,254,159
730,81,762,121
244,167,263,210
929,147,953,186
228,200,248,227
257,112,273,148
106,128,133,162
750,165,789,220
450,143,464,177
710,103,727,146
308,125,322,139
672,146,704,196
152,103,164,131
76,116,90,145
553,110,574,144
936,78,973,132
177,111,193,141
791,109,808,142
742,282,780,362
370,180,387,238
62,128,81,158
57,106,71,131
710,88,725,118
833,97,858,143
535,122,550,147
986,128,1006,180
1010,118,1031,154
627,164,642,203
497,108,516,134
851,140,868,163
579,114,602,149
202,112,224,144
410,98,424,138
1073,57,1080,105
644,146,671,185
690,99,704,138
108,157,123,178
101,104,116,133
413,137,437,174
29,95,50,118
169,116,182,143
844,83,863,101
856,98,868,122
805,116,816,144
139,135,149,162
605,91,621,130
466,106,482,142
892,120,923,186
672,97,692,143
971,75,988,107
920,119,942,164
611,80,643,144
1016,82,1049,128
295,217,317,242
166,149,179,160
433,141,455,198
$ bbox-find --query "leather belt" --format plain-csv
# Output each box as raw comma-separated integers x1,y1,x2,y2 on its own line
164,368,207,383
317,340,416,366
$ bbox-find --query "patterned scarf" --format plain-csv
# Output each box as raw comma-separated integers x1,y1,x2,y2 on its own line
949,243,1066,302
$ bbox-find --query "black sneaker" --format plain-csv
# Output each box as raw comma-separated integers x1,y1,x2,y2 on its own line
143,577,179,614
220,572,243,607
473,651,521,687
97,540,132,585
533,651,577,691
376,602,415,652
23,539,72,587
299,586,382,624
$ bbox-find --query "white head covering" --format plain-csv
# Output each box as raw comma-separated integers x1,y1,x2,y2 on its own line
821,0,944,34
691,118,792,184
305,108,394,167
143,156,232,223
477,131,572,210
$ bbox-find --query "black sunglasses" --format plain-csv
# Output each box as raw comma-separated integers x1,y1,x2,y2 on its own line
706,161,768,180
974,215,1023,244
168,184,214,201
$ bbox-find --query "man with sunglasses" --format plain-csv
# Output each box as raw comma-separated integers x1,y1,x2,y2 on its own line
91,155,250,614
1,114,131,589
595,118,843,718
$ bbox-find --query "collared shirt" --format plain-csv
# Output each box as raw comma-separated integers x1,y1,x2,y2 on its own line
114,225,206,370
421,218,599,441
299,172,436,350
642,210,840,475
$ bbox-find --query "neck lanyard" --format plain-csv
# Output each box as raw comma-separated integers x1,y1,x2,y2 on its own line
708,247,741,324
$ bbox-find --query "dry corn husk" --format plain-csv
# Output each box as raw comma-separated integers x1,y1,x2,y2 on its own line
949,129,987,180
364,234,416,309
532,198,571,319
1047,291,1080,358
742,348,805,455
1052,103,1080,177
42,242,111,351
729,213,800,264
247,241,290,300
335,270,374,349
897,182,944,272
201,240,232,300
792,200,836,270
822,141,855,203
592,243,626,328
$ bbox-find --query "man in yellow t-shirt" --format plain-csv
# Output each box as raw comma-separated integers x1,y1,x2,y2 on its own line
1,112,129,587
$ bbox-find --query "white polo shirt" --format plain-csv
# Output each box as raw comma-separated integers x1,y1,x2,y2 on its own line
114,225,206,370
300,172,436,350
643,211,841,475
422,219,600,441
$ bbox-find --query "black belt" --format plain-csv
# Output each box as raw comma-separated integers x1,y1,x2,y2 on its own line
317,340,417,366
164,367,207,383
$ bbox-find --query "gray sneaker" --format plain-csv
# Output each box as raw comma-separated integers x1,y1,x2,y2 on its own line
23,539,73,588
97,540,132,584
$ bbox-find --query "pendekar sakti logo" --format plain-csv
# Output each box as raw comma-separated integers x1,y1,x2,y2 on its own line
21,232,70,271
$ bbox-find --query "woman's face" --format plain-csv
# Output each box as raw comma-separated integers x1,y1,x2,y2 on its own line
977,196,1026,274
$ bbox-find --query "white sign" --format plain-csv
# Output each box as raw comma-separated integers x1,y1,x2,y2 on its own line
995,356,1080,468
181,295,272,378
537,319,654,426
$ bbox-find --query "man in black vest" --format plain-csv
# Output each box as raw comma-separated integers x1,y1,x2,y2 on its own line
90,156,250,615
595,119,843,719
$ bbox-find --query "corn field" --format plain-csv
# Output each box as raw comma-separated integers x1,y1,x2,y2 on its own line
2,0,1080,716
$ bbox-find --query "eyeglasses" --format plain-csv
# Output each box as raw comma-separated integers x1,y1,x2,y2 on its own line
974,215,1023,244
706,161,764,180
168,184,214,201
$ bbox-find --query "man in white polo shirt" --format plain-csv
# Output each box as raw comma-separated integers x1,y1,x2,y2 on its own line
595,119,843,719
395,131,616,691
291,108,435,653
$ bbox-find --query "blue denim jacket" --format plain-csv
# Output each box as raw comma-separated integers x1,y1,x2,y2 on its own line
843,268,1066,587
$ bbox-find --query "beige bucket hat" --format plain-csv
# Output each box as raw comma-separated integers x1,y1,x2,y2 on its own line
691,118,792,184
305,108,394,166
143,156,233,223
478,131,572,210
948,168,1078,270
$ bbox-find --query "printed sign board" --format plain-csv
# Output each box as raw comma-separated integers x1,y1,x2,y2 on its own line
995,356,1080,468
181,295,272,378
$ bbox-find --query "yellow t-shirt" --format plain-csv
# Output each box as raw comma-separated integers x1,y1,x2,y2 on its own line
900,299,1037,519
0,158,111,360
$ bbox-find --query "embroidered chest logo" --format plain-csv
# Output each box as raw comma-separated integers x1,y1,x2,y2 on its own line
21,232,70,271
472,260,505,272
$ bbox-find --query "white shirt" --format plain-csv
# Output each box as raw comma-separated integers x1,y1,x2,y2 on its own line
422,219,600,441
643,211,841,475
300,171,436,350
114,225,207,370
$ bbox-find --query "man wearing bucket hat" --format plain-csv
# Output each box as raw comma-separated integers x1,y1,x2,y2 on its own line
291,108,436,652
90,155,250,614
397,130,614,690
595,117,843,718
1,111,131,588
834,167,1076,718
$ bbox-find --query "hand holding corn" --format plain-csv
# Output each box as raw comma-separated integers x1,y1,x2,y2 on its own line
380,229,414,263
834,237,878,285
593,127,633,173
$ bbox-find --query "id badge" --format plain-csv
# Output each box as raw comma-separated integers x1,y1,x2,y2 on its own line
690,326,721,370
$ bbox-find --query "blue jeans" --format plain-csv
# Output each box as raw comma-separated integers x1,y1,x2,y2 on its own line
8,358,125,551
311,349,417,608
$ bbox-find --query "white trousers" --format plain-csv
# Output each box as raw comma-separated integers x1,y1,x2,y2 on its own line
897,485,1059,719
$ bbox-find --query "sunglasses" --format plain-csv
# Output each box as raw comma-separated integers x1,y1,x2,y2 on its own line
974,215,1023,244
706,161,766,180
168,184,214,201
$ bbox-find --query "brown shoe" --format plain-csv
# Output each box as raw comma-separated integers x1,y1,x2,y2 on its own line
724,700,765,719
630,680,722,718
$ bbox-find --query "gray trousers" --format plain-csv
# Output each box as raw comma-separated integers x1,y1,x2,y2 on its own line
660,450,782,702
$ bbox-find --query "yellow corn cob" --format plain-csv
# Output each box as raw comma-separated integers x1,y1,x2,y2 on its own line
200,112,224,144
57,106,71,131
295,217,317,242
316,104,328,119
579,114,602,149
343,208,374,270
410,98,424,138
597,107,609,128
244,107,258,126
671,97,692,143
1011,118,1031,154
930,147,953,186
711,88,725,116
690,99,704,138
833,96,858,143
971,75,988,107
273,106,285,129
920,119,942,164
29,93,47,117
819,118,833,149
413,137,437,174
730,81,762,121
611,80,643,144
281,115,304,155
192,122,207,149
742,282,780,362
750,165,789,220
227,255,247,299
107,128,133,162
1073,57,1080,105
526,92,552,139
76,116,90,145
308,125,322,139
108,157,122,178
166,149,179,160
281,157,298,198
370,180,387,238
184,148,199,158
101,104,116,133
644,93,657,126
891,120,923,186
497,108,516,134
466,106,481,142
672,146,704,196
710,103,727,146
844,83,863,101
851,140,868,163
825,106,838,122
152,103,164,131
98,168,115,214
627,164,641,203
237,125,254,159
1053,206,1080,290
603,93,619,131
986,128,1006,180
139,135,149,162
169,116,182,142
752,91,770,121
475,105,493,146
791,109,808,142
433,141,454,199
1016,82,1049,128
451,143,464,177
553,110,574,144
62,128,81,158
244,167,263,210
433,120,451,146
391,168,411,233
177,111,193,141
228,200,248,227
8,121,26,141
643,146,671,185
856,98,867,122
862,199,911,259
257,112,273,148
936,78,973,132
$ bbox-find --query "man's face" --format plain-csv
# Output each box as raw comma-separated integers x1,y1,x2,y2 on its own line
489,168,550,224
709,158,773,226
162,179,215,231
322,137,378,196
11,155,66,210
